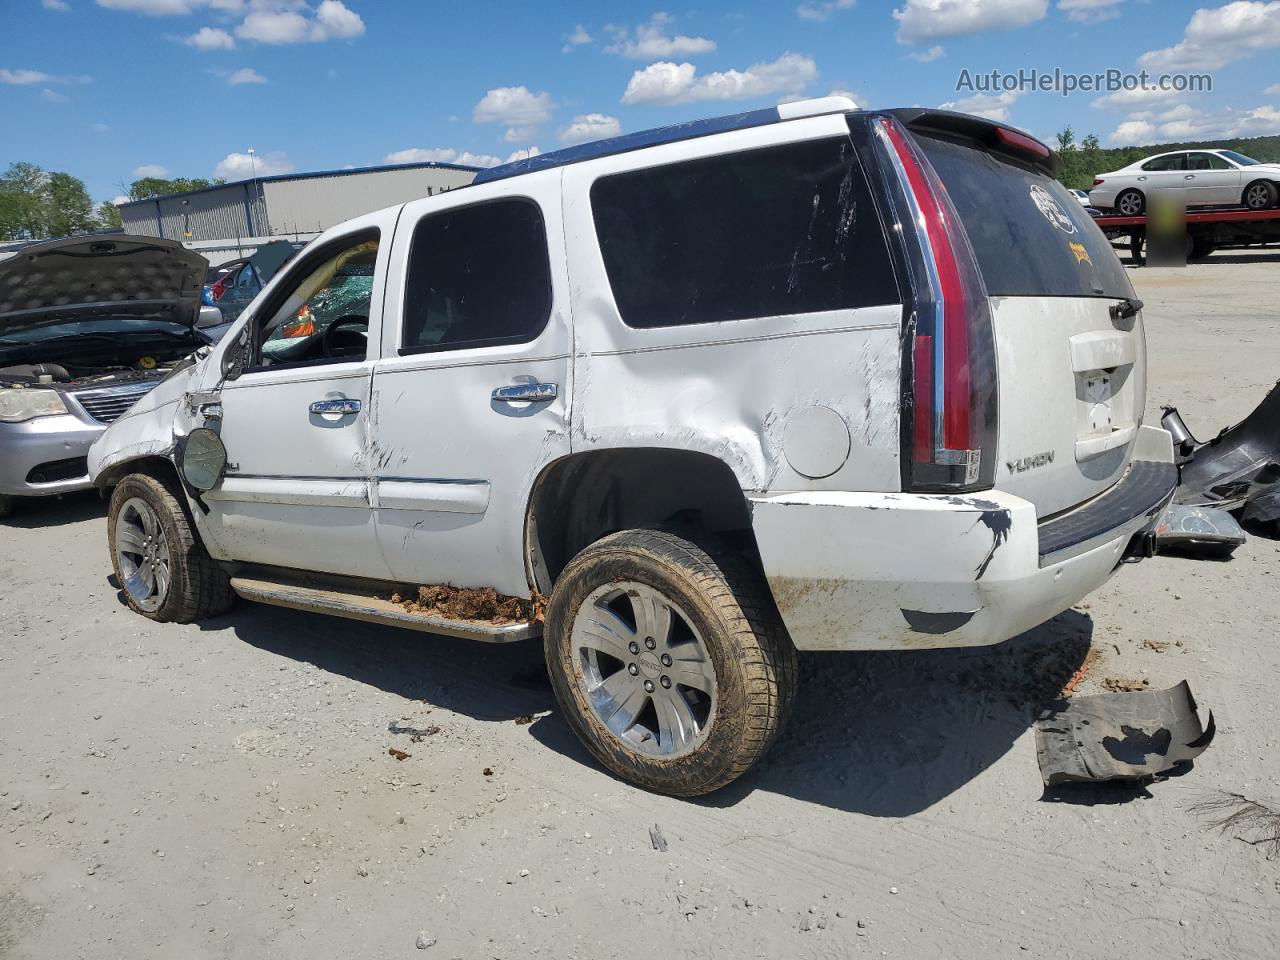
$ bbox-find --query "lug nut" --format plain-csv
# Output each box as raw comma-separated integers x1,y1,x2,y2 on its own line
660,676,672,689
644,637,656,650
660,654,672,667
627,663,639,676
643,680,655,693
628,641,640,655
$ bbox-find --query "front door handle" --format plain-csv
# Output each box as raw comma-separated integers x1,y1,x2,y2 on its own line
1185,174,1196,180
492,382,558,403
309,398,361,415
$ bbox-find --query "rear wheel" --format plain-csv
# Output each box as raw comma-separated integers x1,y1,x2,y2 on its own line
108,472,233,623
1116,189,1145,216
1243,181,1278,210
544,528,797,796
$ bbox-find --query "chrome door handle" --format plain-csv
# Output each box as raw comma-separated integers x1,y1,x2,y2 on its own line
1184,175,1196,180
309,398,361,415
491,382,558,403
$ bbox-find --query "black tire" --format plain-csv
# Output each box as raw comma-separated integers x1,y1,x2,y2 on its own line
544,527,797,797
1116,189,1145,216
1243,180,1279,211
107,472,233,623
0,494,12,519
1188,236,1216,261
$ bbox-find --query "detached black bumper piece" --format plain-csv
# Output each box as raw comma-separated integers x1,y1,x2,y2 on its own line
1034,681,1214,786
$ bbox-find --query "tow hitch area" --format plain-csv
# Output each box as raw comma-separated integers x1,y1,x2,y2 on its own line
1034,681,1214,786
1162,381,1280,532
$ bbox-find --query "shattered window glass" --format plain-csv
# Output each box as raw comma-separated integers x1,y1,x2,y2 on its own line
590,137,899,329
402,199,552,353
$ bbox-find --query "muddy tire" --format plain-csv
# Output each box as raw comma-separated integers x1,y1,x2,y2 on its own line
108,472,233,623
544,527,797,797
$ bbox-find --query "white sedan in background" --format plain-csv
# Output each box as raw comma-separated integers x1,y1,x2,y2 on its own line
1089,149,1280,215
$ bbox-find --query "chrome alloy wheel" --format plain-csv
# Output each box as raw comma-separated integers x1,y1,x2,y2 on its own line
572,581,717,758
1118,191,1143,215
1246,183,1273,209
115,497,172,613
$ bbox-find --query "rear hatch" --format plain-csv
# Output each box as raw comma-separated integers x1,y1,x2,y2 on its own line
907,118,1145,518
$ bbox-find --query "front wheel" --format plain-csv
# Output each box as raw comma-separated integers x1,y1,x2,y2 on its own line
544,528,797,797
108,472,233,623
1244,181,1279,210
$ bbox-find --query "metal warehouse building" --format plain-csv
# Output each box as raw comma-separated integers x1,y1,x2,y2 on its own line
117,161,478,243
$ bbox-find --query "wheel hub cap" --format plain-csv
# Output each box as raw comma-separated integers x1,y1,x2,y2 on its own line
114,497,171,613
572,581,717,759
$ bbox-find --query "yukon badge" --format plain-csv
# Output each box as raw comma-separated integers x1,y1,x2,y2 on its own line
1007,451,1056,474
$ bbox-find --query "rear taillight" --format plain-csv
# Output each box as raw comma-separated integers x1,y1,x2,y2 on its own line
874,116,998,491
1094,178,1105,187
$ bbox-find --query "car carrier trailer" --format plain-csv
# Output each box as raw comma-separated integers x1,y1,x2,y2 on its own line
1092,206,1280,263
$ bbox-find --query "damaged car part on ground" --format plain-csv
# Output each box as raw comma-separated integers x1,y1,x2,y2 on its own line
1163,380,1280,533
0,235,227,518
88,99,1184,796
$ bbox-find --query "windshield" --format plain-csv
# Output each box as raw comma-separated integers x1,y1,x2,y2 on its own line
1219,150,1260,166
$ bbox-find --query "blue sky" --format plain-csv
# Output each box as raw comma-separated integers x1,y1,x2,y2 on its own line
2,0,1279,206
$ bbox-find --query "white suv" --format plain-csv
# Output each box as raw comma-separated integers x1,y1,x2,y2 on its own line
89,98,1177,796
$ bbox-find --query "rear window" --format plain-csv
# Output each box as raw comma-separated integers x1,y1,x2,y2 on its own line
590,137,899,328
916,134,1134,300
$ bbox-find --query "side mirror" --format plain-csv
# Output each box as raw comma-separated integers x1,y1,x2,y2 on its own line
196,305,224,329
178,427,228,492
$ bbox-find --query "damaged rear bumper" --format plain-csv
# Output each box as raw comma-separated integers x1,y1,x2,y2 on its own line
751,425,1176,651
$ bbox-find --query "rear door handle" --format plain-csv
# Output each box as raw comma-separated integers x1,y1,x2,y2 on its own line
309,398,361,415
491,382,558,403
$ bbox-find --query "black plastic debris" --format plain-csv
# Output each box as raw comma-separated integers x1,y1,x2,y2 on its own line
1154,503,1246,558
1034,680,1214,786
1163,382,1280,533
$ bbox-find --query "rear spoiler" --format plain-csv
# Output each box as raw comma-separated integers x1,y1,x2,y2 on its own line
889,108,1057,176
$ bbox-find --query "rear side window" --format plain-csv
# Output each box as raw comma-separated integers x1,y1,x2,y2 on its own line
916,134,1134,300
402,198,552,353
590,137,899,328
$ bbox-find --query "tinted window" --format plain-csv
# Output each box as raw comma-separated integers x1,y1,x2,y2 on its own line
1188,153,1228,171
402,199,551,353
590,137,898,328
1220,150,1260,166
916,134,1134,300
1142,154,1186,172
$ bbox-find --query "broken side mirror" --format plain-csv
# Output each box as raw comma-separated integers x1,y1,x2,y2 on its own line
178,427,228,492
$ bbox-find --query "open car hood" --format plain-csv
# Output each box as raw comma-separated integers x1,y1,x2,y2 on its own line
0,235,208,336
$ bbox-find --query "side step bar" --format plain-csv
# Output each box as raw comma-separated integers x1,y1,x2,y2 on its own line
229,575,541,643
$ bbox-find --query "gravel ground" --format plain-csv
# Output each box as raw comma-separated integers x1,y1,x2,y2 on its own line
3,254,1279,959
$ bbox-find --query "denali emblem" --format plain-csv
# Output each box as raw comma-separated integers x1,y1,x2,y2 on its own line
1007,451,1056,474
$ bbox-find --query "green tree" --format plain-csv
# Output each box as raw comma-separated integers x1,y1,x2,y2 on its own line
43,171,97,238
1055,126,1076,155
0,162,50,240
97,199,122,230
127,176,225,201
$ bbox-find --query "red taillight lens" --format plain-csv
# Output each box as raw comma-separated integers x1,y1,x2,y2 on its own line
1094,178,1105,187
875,117,998,491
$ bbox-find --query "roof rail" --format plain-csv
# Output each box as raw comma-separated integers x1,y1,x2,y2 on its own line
472,96,860,186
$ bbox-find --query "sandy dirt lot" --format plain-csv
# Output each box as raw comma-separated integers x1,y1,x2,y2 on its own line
3,254,1279,959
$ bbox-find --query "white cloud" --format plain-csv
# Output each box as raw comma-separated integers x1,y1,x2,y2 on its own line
604,13,715,59
828,87,865,106
908,44,945,61
797,0,855,22
505,146,542,163
1107,101,1280,144
1267,82,1280,95
0,68,92,85
111,194,130,205
1091,83,1186,110
1139,1,1280,71
213,150,293,179
96,0,210,12
42,88,68,103
236,0,364,45
1058,0,1123,23
894,0,1048,44
42,0,71,11
939,89,1023,122
226,66,266,84
185,26,235,50
91,122,111,132
383,147,503,168
132,163,170,178
559,112,622,144
562,24,592,52
622,52,817,106
473,85,554,142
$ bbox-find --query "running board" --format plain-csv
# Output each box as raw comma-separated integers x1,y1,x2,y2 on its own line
229,575,541,643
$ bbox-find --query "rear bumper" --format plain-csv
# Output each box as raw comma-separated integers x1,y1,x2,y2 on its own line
0,414,102,497
751,425,1176,651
